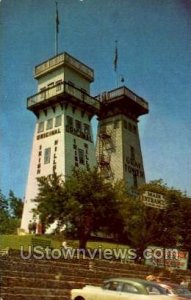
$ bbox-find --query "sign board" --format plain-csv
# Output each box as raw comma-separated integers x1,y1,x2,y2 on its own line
141,191,167,209
145,246,189,270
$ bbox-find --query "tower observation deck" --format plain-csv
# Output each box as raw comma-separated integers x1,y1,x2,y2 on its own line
27,52,100,116
97,86,149,119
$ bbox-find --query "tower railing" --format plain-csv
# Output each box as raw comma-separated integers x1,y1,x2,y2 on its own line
34,52,94,81
27,81,100,111
97,86,148,111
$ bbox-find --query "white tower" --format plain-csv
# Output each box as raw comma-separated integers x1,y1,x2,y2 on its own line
21,52,100,232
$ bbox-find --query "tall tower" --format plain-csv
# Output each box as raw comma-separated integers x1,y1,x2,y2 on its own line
96,86,149,190
21,52,100,232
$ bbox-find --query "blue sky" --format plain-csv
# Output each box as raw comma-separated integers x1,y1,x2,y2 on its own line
1,0,191,198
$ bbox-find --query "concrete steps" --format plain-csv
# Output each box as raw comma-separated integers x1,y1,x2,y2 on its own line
1,251,190,300
1,293,69,300
1,255,150,277
2,276,85,290
1,287,70,296
2,270,102,284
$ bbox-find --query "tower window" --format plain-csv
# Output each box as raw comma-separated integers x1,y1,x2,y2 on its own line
55,115,62,127
37,122,44,133
130,146,135,160
44,148,51,164
78,148,85,165
46,118,53,130
133,174,138,188
84,123,90,135
54,140,58,145
66,116,73,127
75,120,82,131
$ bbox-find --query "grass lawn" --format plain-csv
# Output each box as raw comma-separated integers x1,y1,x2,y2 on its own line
87,240,129,250
0,235,128,252
0,235,62,251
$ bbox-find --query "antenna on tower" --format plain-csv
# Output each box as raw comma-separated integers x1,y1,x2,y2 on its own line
55,1,60,55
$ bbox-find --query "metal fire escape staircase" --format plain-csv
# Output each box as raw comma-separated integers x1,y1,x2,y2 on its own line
98,128,114,179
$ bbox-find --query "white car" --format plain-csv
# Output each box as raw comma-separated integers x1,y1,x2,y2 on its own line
71,278,184,300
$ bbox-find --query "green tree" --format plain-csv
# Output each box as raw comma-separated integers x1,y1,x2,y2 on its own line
0,189,9,212
33,168,123,249
0,190,10,234
140,180,191,249
179,195,191,252
8,190,23,218
119,180,191,259
0,189,23,234
117,192,152,259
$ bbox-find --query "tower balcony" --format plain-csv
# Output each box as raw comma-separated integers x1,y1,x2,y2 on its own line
27,81,100,115
34,52,94,82
96,86,149,118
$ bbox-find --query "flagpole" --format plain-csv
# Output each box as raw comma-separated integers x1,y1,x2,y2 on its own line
116,68,119,88
55,27,58,56
55,2,59,56
114,40,119,88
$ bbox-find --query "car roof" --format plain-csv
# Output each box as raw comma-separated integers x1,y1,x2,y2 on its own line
104,277,163,287
103,278,167,295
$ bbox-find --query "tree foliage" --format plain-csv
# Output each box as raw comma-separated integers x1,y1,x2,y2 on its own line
33,172,191,254
33,168,124,248
0,190,23,234
120,180,191,256
8,190,23,218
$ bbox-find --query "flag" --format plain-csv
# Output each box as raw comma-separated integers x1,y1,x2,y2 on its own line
114,41,118,72
56,2,60,34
